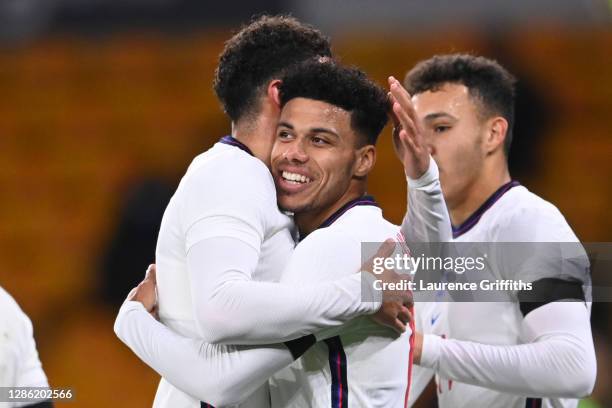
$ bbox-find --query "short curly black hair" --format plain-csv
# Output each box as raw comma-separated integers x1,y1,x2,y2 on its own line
279,60,388,146
213,15,332,123
404,54,517,155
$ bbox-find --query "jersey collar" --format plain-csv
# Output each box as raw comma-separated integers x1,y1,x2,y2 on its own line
452,180,520,239
219,135,254,156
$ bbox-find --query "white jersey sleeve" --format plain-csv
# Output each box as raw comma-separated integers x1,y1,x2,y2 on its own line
495,200,589,285
182,156,379,345
406,301,436,407
188,237,378,345
0,332,18,388
401,158,452,244
0,287,49,390
113,207,387,407
115,301,293,407
419,301,596,398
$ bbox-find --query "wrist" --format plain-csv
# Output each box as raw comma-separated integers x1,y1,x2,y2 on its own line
407,156,438,189
418,333,443,369
413,331,424,364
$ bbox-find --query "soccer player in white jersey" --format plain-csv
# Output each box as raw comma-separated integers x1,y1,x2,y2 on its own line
0,286,52,408
115,16,419,408
115,60,452,407
391,54,596,407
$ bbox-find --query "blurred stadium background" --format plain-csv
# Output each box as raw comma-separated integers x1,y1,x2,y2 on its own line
0,0,610,406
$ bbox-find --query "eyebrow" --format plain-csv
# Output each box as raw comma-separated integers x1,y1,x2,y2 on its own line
278,122,339,138
423,112,458,122
310,127,339,138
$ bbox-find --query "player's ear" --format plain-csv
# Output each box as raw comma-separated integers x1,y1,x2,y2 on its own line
485,116,508,155
354,144,376,178
267,79,282,108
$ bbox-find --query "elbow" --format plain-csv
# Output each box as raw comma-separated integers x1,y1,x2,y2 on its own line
113,304,134,344
187,344,253,407
562,344,597,398
565,367,596,399
210,391,246,407
571,354,597,398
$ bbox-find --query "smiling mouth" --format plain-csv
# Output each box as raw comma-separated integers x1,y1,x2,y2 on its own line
281,170,312,185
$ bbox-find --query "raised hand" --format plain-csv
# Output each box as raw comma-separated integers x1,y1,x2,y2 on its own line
388,76,430,180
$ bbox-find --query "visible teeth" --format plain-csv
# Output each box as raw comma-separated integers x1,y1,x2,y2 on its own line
282,171,311,184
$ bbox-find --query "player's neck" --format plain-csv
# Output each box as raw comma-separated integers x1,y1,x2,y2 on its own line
296,185,366,236
450,162,511,227
232,116,277,168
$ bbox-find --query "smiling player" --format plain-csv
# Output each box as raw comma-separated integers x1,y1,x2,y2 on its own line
114,15,421,408
115,59,452,407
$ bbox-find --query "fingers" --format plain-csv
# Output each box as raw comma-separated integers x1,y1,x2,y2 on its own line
388,77,425,148
393,318,407,333
363,239,397,276
398,306,413,325
392,101,418,136
387,92,401,127
144,264,157,283
399,128,419,154
126,287,138,302
388,76,416,118
375,238,397,259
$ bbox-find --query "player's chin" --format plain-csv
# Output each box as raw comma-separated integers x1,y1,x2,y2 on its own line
277,193,313,214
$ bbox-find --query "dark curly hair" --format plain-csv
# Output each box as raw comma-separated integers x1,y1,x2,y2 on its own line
404,54,517,155
213,15,332,123
279,60,388,146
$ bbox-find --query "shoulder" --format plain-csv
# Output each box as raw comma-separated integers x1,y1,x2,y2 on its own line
0,287,31,338
179,145,278,223
493,186,578,242
334,206,399,241
294,207,399,272
185,145,275,199
0,287,24,320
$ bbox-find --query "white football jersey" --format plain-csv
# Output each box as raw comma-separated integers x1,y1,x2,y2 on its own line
270,200,415,408
0,286,49,408
153,137,295,408
415,181,588,408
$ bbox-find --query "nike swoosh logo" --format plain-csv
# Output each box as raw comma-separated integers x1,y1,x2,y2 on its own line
431,313,440,326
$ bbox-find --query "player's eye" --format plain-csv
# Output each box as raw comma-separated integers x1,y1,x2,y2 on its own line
311,136,329,146
278,130,292,140
434,125,451,133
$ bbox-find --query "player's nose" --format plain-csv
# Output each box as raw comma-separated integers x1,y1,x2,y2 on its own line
283,139,309,163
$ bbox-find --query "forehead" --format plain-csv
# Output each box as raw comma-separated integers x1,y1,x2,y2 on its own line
411,83,476,118
280,98,351,127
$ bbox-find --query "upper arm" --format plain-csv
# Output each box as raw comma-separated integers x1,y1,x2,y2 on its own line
0,343,17,388
497,206,590,302
187,237,260,339
0,318,19,388
180,158,277,336
520,301,596,396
